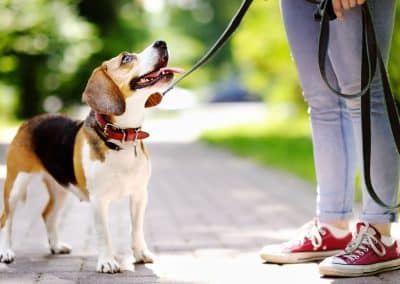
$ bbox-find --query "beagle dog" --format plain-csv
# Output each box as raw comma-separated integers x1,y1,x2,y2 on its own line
0,41,182,273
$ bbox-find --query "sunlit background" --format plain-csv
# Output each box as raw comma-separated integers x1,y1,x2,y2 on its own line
1,1,400,282
0,0,297,118
1,0,400,193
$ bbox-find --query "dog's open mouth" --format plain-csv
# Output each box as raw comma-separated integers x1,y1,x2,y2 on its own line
130,67,183,90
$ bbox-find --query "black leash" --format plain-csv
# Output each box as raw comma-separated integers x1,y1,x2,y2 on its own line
315,0,400,209
162,0,254,96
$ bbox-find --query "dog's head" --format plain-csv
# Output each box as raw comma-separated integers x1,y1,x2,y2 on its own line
82,41,182,116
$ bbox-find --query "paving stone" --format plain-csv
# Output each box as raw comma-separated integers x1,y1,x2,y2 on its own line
0,142,399,283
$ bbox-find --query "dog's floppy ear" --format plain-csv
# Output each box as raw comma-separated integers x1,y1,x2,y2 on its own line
82,66,126,115
145,92,163,108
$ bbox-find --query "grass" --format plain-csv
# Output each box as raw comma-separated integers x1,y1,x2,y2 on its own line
201,114,316,182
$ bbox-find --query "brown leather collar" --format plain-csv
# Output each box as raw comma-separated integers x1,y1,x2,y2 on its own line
95,112,149,143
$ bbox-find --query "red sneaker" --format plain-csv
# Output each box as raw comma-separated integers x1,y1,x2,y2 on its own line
260,220,352,264
319,222,400,277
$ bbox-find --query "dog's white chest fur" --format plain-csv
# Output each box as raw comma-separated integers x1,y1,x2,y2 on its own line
82,141,151,201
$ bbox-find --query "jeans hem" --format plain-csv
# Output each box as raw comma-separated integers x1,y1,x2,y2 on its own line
359,212,398,223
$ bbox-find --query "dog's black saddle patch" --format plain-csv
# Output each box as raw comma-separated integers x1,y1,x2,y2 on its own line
32,115,83,186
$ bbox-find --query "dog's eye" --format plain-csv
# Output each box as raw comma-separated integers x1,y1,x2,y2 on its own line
121,54,134,65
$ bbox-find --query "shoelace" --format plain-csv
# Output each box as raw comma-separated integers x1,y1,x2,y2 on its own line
341,224,386,261
288,221,325,249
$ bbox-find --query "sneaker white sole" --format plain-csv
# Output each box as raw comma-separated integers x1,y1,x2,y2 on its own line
319,258,400,277
260,250,343,264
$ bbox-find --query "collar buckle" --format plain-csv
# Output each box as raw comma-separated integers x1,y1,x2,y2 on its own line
103,123,113,136
104,122,127,143
96,112,148,144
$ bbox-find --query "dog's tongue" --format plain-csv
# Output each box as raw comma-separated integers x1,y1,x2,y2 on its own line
162,67,184,74
145,67,184,78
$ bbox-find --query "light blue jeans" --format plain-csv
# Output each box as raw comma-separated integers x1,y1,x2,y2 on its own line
281,0,399,223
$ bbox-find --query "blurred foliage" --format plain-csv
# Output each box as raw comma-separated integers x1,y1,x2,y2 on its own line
0,0,99,118
389,4,400,99
0,0,400,120
232,1,301,106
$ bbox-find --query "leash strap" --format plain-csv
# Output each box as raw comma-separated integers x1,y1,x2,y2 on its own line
318,0,377,99
162,0,254,96
317,1,400,209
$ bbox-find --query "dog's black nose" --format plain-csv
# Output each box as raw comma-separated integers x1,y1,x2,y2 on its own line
153,40,167,49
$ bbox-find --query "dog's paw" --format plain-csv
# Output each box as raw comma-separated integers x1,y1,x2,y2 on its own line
133,249,155,264
0,248,15,264
50,242,72,255
97,257,121,274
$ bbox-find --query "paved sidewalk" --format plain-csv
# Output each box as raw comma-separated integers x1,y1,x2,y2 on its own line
1,140,400,283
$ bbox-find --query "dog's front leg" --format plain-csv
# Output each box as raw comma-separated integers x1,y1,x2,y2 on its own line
130,189,154,264
91,198,120,273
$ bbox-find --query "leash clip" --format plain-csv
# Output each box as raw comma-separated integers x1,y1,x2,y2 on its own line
133,127,141,157
313,0,337,22
121,129,126,144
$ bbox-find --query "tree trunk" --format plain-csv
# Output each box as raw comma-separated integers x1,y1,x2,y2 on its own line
16,55,42,119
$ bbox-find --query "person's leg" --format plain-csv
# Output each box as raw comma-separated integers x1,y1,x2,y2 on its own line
259,0,355,264
328,0,398,231
319,0,400,277
281,0,356,225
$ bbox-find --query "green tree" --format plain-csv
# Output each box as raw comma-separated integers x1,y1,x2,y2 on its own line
231,0,301,107
0,0,99,119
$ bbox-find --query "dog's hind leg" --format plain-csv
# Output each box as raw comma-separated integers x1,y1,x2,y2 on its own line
130,188,154,264
0,172,16,230
0,172,32,263
42,176,71,255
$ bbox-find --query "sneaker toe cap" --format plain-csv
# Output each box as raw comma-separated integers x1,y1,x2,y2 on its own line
320,256,347,265
260,244,283,255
